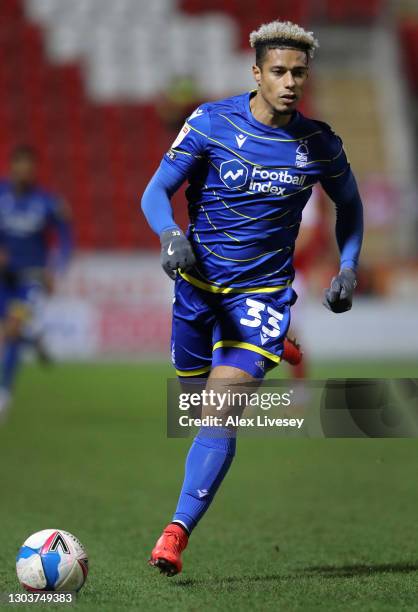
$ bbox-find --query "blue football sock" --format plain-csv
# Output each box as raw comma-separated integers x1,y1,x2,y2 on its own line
173,426,236,533
1,338,21,391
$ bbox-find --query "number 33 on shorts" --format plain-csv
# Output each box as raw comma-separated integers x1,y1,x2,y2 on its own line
239,296,290,354
240,298,283,336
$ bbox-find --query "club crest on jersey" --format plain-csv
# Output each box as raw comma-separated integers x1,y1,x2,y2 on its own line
220,159,248,189
295,141,309,168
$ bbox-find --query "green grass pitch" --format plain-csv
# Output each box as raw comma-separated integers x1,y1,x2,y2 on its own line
0,360,417,611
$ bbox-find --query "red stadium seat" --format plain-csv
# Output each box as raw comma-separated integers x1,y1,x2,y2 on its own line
324,0,383,23
0,0,318,249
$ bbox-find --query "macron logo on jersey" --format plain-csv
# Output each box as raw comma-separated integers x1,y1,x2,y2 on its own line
220,159,248,189
188,108,204,121
235,133,248,149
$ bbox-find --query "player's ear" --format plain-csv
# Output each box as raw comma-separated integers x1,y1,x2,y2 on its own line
252,64,261,87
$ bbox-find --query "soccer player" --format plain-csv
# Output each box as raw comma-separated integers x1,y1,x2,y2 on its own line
141,20,363,575
0,146,72,418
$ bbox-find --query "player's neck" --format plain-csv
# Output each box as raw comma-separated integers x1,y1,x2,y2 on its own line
250,92,293,128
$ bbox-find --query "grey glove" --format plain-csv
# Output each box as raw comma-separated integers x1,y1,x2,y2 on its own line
160,228,196,280
323,268,357,313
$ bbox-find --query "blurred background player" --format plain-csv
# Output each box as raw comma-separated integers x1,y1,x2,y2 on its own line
0,146,72,419
156,75,203,134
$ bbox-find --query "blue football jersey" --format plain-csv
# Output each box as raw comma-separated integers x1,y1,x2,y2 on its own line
0,180,69,272
163,91,350,292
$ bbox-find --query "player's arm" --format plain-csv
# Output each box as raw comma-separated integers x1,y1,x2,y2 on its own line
320,138,364,313
141,106,209,279
47,197,73,274
141,162,196,279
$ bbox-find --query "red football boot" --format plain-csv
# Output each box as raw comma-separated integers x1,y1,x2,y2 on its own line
149,523,189,576
282,336,303,366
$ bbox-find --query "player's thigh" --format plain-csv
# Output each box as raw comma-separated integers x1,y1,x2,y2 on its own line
209,365,254,380
171,277,215,378
5,282,42,338
212,288,295,379
0,283,34,338
4,302,32,337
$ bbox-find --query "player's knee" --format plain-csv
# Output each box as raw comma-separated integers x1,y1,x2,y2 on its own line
201,383,249,421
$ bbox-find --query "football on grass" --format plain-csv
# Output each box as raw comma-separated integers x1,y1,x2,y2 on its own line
16,529,88,592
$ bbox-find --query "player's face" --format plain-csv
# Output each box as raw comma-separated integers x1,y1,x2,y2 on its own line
10,156,37,188
253,49,309,115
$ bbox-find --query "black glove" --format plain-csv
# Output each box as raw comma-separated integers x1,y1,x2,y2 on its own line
160,228,196,280
323,268,357,313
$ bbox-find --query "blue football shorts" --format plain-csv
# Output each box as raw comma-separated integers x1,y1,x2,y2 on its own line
171,276,297,379
0,279,45,323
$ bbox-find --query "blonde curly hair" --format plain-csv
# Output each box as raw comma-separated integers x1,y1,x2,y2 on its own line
249,20,319,63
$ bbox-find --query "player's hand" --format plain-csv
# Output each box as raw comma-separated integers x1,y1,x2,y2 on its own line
323,268,357,313
160,228,196,280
